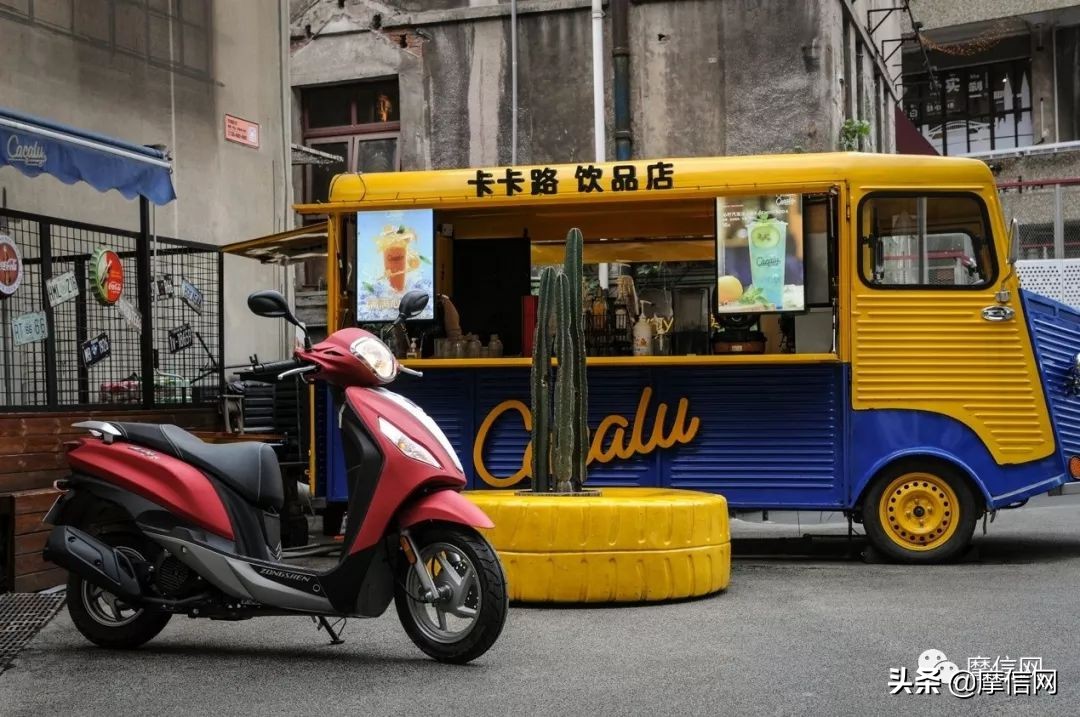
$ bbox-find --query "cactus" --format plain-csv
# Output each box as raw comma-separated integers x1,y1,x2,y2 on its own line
529,228,591,493
552,273,576,493
562,228,589,490
530,267,557,492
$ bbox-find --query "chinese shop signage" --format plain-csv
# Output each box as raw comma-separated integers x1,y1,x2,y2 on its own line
0,233,23,298
466,161,676,198
89,247,124,305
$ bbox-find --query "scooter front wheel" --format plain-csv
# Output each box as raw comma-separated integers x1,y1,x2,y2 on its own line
394,524,508,664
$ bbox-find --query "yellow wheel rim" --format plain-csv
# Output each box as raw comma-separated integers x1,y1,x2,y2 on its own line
878,472,960,552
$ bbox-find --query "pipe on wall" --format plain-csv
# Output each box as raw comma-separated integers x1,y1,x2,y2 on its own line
611,0,631,161
591,0,606,163
510,0,519,164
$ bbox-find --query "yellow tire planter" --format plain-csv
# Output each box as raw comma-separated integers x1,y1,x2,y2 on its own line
466,488,731,603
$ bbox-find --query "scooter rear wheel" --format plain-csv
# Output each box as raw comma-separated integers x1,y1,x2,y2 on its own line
394,524,508,664
67,533,172,649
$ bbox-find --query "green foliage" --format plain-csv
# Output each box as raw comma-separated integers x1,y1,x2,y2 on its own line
530,267,557,493
529,228,590,493
839,118,871,151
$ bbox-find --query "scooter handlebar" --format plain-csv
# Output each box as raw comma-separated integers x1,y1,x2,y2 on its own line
251,357,302,375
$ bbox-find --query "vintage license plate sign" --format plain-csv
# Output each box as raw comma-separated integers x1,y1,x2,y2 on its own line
81,332,111,367
168,323,193,353
180,279,204,315
153,275,175,301
115,295,142,332
46,271,79,307
12,311,47,346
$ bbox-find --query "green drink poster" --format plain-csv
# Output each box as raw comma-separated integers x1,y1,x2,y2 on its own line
715,195,805,313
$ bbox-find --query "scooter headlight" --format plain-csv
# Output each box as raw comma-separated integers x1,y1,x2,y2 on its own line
349,337,398,383
378,417,441,469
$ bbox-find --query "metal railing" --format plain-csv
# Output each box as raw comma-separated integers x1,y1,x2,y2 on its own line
999,178,1080,308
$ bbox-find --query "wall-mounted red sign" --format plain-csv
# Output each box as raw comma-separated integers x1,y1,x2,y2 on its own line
89,247,124,305
225,114,260,149
0,233,23,298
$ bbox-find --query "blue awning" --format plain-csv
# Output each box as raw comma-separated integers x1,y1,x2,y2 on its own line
0,107,176,205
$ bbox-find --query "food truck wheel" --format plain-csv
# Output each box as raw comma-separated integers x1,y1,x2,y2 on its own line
863,463,979,564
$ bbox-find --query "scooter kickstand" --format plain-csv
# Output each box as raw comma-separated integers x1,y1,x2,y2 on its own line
315,616,345,645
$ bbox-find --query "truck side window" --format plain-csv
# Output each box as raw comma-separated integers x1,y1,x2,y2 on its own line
859,194,996,289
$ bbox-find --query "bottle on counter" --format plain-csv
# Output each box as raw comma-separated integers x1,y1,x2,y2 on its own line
633,300,653,356
407,338,419,360
466,334,481,358
489,334,503,357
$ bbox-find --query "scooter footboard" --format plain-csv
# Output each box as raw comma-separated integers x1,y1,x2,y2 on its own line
397,491,494,531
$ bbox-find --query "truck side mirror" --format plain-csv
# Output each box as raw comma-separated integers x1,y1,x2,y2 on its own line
1008,218,1020,266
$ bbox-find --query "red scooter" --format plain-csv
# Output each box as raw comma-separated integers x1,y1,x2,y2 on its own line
44,290,507,664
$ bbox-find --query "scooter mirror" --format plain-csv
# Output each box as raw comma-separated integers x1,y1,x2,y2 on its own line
248,290,298,325
398,290,430,320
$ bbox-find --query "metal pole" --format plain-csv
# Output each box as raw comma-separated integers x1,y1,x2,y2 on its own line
510,0,519,165
591,0,609,289
1055,183,1065,259
138,196,156,409
39,220,58,406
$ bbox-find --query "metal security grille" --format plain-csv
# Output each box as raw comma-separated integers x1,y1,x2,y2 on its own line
0,208,222,409
0,592,65,674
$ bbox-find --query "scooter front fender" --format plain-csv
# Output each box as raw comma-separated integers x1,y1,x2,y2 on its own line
397,490,494,531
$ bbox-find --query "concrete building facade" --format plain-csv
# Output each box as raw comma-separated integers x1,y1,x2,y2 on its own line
902,1,1080,265
288,0,903,212
0,1,295,365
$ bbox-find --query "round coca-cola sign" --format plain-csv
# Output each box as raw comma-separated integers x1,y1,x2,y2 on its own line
0,234,23,298
89,247,124,305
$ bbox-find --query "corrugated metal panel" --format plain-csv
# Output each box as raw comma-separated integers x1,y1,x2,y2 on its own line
851,290,1055,464
473,370,532,488
585,368,656,486
662,365,841,503
1022,290,1080,466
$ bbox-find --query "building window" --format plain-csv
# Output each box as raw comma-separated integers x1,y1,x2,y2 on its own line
903,59,1033,155
301,79,401,203
0,0,212,80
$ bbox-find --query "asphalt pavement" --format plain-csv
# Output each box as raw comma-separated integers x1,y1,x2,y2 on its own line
3,496,1079,716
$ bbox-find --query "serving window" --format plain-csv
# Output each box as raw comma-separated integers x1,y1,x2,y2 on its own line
336,191,839,359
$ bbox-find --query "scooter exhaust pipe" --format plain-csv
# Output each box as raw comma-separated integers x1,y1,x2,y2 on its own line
43,526,142,602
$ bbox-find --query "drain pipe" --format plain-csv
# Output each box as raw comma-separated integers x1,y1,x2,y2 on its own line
510,0,519,164
611,0,631,161
591,0,609,289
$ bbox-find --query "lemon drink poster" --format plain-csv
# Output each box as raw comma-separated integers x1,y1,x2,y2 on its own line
715,195,805,313
356,209,435,322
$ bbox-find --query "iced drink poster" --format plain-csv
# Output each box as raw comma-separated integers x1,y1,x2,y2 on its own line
356,209,435,322
715,195,805,313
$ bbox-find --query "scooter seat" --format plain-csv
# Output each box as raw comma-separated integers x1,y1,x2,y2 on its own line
108,422,284,511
